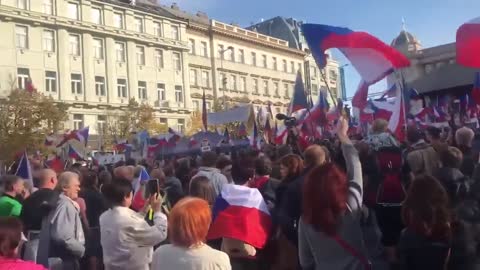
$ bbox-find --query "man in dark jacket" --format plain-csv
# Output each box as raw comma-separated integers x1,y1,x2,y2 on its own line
277,145,326,246
249,156,279,208
21,169,59,262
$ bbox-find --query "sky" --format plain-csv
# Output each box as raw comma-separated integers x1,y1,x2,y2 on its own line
161,0,480,98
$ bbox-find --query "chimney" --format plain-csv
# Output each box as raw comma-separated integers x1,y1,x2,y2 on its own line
130,0,136,5
171,2,179,10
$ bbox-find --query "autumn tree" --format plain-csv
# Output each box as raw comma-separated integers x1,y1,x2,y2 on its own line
0,89,68,161
104,98,167,145
185,110,204,136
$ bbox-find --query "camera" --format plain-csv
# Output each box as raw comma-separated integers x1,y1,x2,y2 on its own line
276,113,297,128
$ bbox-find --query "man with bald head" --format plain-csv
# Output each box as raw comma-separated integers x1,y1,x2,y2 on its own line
21,169,60,262
277,144,326,247
114,166,135,182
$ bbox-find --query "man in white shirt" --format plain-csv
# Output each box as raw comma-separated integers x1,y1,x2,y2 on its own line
100,178,167,270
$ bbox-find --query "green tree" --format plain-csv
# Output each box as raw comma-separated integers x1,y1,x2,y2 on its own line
0,89,68,161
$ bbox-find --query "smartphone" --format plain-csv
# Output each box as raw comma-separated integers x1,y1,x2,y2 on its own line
145,179,160,198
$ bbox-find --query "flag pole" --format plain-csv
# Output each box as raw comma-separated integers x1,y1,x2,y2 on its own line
397,69,408,135
320,69,338,108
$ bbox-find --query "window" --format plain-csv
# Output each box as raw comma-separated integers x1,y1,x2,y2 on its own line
229,75,237,90
117,79,127,98
160,118,167,125
15,25,28,49
263,80,269,95
193,100,199,111
206,102,212,112
113,12,124,29
312,84,318,95
43,30,55,52
73,114,84,130
17,68,29,90
262,55,267,68
290,61,295,73
220,73,226,89
177,119,185,133
43,0,53,15
153,22,162,37
273,82,279,96
238,49,245,64
283,60,287,72
115,42,125,62
239,77,246,92
284,83,289,97
136,46,145,65
190,69,197,86
157,83,165,101
155,49,164,68
171,25,179,40
218,44,224,59
172,52,181,71
311,66,317,77
227,48,234,61
134,17,144,33
93,38,104,59
69,35,80,56
45,71,56,92
253,78,258,94
91,7,102,24
95,76,105,96
251,52,257,66
272,57,278,70
201,71,209,87
175,85,183,103
200,41,207,57
138,81,147,100
67,2,79,20
71,74,82,94
298,63,302,73
17,0,28,9
329,69,338,80
97,115,106,134
188,39,195,55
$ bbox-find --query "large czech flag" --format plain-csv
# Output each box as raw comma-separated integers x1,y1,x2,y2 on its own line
301,24,410,84
457,17,480,68
207,184,272,249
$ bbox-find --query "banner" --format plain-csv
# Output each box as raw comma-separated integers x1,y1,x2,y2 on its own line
207,105,253,125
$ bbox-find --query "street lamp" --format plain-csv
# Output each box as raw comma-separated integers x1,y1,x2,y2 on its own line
219,46,234,109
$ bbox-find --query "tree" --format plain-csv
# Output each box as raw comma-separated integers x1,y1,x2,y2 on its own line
104,98,167,145
0,89,68,161
185,110,204,136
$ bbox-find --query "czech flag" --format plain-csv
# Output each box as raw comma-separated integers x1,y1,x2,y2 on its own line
207,184,272,248
131,167,150,211
288,71,309,115
456,17,480,68
45,156,64,174
249,120,259,149
15,151,33,187
68,145,83,160
57,126,90,147
471,72,480,106
301,24,410,84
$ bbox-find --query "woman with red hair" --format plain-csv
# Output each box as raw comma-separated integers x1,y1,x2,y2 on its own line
299,118,368,270
152,197,231,270
0,217,46,270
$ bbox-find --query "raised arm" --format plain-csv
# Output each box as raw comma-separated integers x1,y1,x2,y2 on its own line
337,118,363,211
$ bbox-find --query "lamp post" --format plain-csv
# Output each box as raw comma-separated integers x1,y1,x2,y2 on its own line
219,46,234,110
338,64,349,101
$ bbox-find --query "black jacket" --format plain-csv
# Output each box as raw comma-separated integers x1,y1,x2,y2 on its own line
276,167,313,246
20,188,59,231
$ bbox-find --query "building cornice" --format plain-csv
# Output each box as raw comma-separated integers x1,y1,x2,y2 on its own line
0,5,188,51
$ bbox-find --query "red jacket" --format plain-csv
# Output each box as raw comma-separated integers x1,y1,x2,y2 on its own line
0,258,46,270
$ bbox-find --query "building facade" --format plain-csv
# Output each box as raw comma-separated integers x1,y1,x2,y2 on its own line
0,0,191,136
164,5,307,116
247,17,341,103
0,0,343,143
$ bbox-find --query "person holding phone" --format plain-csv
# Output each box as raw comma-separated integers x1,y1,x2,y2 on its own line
100,178,167,270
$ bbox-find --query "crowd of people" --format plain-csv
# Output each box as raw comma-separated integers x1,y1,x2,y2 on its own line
1,117,480,270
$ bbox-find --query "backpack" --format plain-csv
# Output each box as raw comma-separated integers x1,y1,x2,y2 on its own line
375,147,406,206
